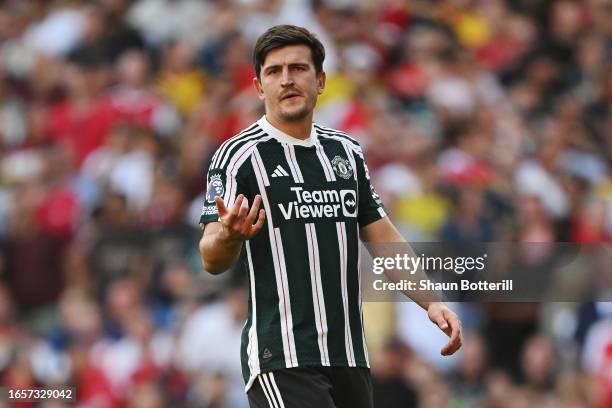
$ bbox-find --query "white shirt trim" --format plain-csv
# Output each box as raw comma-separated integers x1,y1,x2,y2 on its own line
257,115,317,147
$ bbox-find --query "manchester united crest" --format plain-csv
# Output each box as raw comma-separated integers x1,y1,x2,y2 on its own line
331,156,353,179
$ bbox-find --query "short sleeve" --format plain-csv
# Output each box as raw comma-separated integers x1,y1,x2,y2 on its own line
354,150,387,227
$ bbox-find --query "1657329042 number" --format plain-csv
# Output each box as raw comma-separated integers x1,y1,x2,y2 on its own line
3,387,76,401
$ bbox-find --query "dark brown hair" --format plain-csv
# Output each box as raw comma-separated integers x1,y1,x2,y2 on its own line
253,25,325,79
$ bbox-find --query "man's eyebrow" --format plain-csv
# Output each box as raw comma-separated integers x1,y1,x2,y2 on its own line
263,62,311,73
263,64,281,73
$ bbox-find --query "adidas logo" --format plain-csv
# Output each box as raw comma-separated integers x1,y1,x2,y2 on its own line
271,165,289,178
262,348,273,359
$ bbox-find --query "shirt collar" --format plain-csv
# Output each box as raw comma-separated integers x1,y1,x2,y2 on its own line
257,115,318,147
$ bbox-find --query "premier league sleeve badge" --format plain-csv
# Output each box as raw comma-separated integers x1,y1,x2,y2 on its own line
206,173,225,203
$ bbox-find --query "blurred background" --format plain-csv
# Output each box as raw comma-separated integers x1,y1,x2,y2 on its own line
0,0,610,406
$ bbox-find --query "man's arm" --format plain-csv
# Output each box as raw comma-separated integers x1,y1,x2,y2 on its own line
360,217,463,355
199,194,265,274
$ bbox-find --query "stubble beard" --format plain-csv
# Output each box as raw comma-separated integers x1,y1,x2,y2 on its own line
279,104,311,122
277,95,316,122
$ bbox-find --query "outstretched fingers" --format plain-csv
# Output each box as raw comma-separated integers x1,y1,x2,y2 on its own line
245,195,262,224
223,194,244,224
249,209,266,237
217,194,266,240
214,196,228,216
246,196,266,238
238,197,249,219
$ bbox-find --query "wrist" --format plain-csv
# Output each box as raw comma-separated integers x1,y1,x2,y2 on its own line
425,301,445,311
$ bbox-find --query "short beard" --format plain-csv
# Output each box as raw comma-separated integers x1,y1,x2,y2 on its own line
279,105,311,122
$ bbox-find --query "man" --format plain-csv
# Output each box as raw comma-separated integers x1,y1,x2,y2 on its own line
199,25,462,408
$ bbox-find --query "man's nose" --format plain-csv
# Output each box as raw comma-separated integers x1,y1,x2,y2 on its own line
280,67,294,86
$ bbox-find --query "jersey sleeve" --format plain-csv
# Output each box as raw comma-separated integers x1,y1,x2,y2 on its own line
354,149,387,228
199,154,248,225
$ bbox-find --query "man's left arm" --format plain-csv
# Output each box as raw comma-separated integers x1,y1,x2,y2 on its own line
359,209,463,356
351,143,462,355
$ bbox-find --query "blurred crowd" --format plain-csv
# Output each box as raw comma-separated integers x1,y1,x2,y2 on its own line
0,0,611,406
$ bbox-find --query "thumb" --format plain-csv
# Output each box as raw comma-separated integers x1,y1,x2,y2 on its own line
436,316,448,330
430,311,448,331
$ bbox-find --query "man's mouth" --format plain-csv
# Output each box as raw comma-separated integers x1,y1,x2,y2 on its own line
281,92,301,101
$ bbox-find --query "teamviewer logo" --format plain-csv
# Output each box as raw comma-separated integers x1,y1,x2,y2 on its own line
340,190,357,217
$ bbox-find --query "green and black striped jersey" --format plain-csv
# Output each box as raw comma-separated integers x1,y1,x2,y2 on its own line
200,116,387,391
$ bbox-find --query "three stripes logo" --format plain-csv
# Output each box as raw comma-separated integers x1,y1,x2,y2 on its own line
271,165,290,178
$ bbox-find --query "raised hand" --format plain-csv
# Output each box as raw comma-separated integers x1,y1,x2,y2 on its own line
215,194,266,242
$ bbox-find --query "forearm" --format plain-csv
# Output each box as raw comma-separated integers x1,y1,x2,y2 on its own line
383,240,442,311
199,225,243,274
390,241,438,310
361,218,443,310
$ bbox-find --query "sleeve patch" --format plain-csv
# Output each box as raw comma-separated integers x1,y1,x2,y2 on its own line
205,172,225,203
371,184,383,206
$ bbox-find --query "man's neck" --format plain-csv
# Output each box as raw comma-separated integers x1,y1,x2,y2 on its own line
266,113,313,140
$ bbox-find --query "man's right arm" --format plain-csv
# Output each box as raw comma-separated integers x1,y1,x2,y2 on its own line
199,194,265,274
199,222,245,274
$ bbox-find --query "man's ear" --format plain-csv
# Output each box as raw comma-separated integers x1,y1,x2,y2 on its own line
317,71,326,95
253,77,265,101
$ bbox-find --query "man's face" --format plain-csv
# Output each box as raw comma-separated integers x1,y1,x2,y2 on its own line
254,44,325,123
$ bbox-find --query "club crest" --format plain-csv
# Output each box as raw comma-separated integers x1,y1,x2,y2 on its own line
331,156,353,179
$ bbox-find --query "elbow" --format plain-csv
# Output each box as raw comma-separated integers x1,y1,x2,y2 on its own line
198,238,222,275
201,258,225,275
